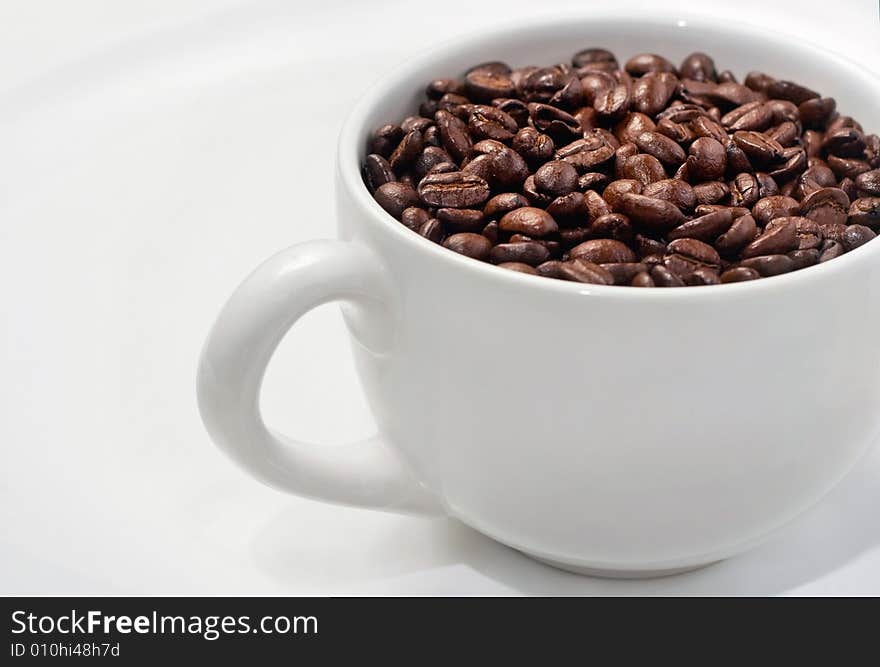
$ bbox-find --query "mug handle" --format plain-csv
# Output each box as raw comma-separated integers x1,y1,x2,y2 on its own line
196,239,443,515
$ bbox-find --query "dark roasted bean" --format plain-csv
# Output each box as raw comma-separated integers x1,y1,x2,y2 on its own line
499,207,558,237
788,249,819,270
741,217,799,258
642,179,697,211
668,209,734,241
615,193,686,232
855,170,880,197
631,72,678,116
556,258,614,284
546,192,586,223
766,79,819,105
602,179,643,209
498,261,538,274
721,266,760,282
484,193,529,218
578,172,609,192
435,110,472,163
842,225,876,251
443,233,492,260
374,181,419,219
679,53,716,82
418,218,444,243
631,271,656,287
400,206,431,232
828,155,872,179
849,197,880,227
715,213,758,256
722,102,773,132
650,264,685,287
534,160,579,197
625,53,676,76
687,137,727,181
570,239,637,264
363,153,396,192
622,153,667,185
694,181,729,205
600,262,648,285
732,131,785,165
634,131,686,166
418,171,490,208
738,254,795,276
753,195,800,224
589,213,633,242
489,241,551,266
799,187,850,226
370,123,403,157
572,48,618,68
436,207,484,231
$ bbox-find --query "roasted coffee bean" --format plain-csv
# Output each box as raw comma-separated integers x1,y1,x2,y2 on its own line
634,131,686,166
753,195,800,224
642,179,697,211
650,264,685,287
625,53,676,76
722,102,773,132
694,181,729,205
842,225,876,251
570,238,637,264
603,179,643,209
687,137,727,181
497,261,538,274
499,207,558,237
715,213,758,256
788,249,819,270
741,217,799,258
615,193,686,232
417,171,490,208
766,79,819,105
622,153,667,185
363,154,396,192
732,131,785,165
588,213,633,242
765,121,800,148
544,191,584,222
720,266,760,282
828,155,872,179
632,72,679,116
799,187,850,226
819,239,844,262
370,124,403,157
738,254,795,276
729,172,760,208
534,160,579,197
556,258,614,284
418,218,444,243
849,198,880,227
615,112,657,144
668,209,734,241
443,232,492,260
684,267,721,285
400,206,432,232
578,172,609,192
572,48,618,69
680,53,716,82
489,241,551,265
388,131,423,174
436,207,484,231
855,170,880,197
367,48,877,285
374,181,419,219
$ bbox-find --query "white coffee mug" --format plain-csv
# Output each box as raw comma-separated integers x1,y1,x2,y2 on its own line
197,12,880,577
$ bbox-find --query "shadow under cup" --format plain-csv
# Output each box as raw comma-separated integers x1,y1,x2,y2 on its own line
334,15,880,575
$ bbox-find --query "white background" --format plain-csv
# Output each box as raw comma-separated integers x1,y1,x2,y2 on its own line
1,0,879,595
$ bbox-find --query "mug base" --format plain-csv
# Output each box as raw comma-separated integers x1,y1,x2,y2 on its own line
523,552,721,579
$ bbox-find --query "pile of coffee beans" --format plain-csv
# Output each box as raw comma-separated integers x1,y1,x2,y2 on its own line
363,49,880,286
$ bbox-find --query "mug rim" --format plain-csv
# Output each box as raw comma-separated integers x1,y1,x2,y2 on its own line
337,9,880,300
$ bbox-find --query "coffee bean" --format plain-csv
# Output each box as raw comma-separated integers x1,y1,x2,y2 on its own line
497,261,538,274
827,155,872,180
418,218,444,243
625,53,676,76
667,238,721,269
766,79,820,105
843,224,877,251
799,187,850,226
768,148,807,181
622,153,667,185
753,195,800,225
603,179,643,209
715,213,758,256
792,217,823,250
499,207,558,237
583,190,612,220
529,103,581,142
630,271,656,287
534,160,579,197
855,170,880,197
593,83,632,120
464,69,515,103
788,249,820,270
489,241,551,265
799,97,836,130
738,254,795,276
721,266,760,282
741,217,798,258
634,131,686,166
819,239,845,262
650,264,685,287
374,181,419,218
642,178,697,211
615,193,685,232
436,207,484,231
400,206,431,232
615,112,657,144
443,232,492,259
484,192,530,218
729,172,760,208
632,72,678,116
848,197,880,228
553,258,614,284
434,110,473,163
694,181,729,205
680,53,716,82
589,213,633,242
363,154,396,192
370,123,403,157
668,209,734,241
722,102,773,132
545,191,585,223
570,239,637,264
687,137,727,181
418,171,490,208
578,172,609,192
685,267,721,285
732,130,785,165
468,105,519,142
765,121,800,147
572,48,618,69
